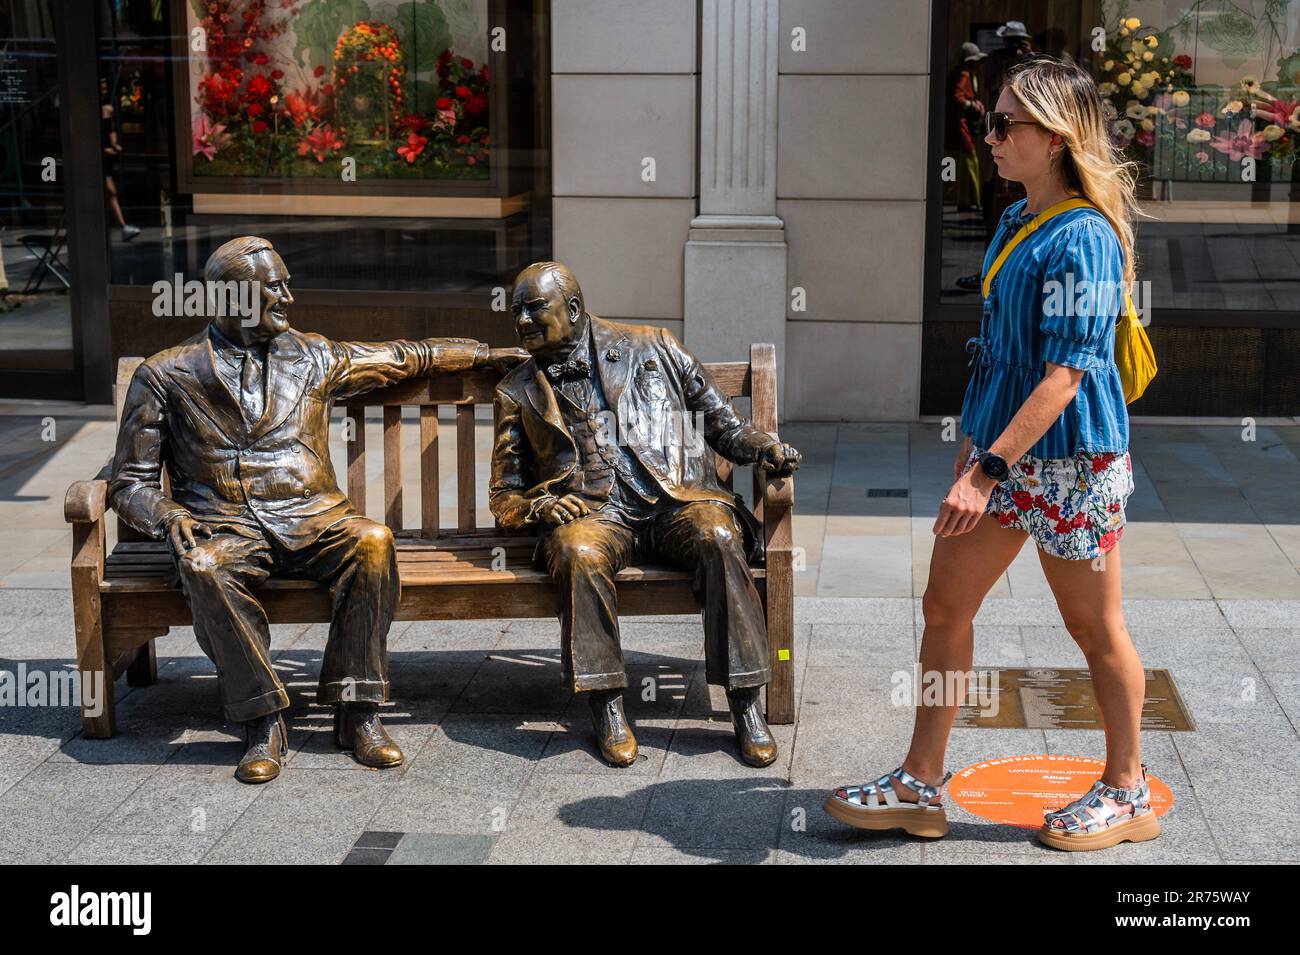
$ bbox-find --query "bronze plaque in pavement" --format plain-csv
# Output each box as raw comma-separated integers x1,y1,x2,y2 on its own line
952,668,1195,731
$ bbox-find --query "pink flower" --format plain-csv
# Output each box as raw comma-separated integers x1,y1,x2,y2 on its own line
1210,118,1268,161
1136,128,1155,147
191,114,230,160
1195,150,1209,163
1194,112,1216,129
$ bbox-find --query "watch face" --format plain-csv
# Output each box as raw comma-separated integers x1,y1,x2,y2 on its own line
981,454,1009,480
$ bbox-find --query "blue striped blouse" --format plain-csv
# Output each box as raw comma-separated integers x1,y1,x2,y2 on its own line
960,197,1130,458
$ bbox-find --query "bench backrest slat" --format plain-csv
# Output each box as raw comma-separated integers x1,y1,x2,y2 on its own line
455,401,476,534
383,405,403,530
112,348,770,541
419,405,440,537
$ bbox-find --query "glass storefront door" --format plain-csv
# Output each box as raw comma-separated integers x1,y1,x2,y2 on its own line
0,0,73,377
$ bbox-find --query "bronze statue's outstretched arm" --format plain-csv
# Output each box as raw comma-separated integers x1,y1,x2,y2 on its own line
108,362,190,539
659,328,778,465
325,337,490,400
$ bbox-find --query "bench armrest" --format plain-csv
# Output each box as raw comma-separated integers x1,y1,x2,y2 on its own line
65,479,108,524
762,469,794,511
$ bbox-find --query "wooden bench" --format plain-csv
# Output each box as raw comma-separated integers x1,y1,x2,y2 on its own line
65,344,796,738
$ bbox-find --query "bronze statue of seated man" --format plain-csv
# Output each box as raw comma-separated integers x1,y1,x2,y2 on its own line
109,235,524,783
489,261,801,767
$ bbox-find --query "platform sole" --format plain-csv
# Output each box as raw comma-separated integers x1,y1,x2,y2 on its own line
822,794,949,838
1036,808,1162,851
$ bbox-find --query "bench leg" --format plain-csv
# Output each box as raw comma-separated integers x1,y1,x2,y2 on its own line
764,549,796,725
126,639,158,687
72,583,115,739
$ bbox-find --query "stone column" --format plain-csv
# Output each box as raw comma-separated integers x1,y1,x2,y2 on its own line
684,0,788,415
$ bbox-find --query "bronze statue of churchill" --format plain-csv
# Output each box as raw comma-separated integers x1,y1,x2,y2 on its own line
490,262,801,768
109,236,522,783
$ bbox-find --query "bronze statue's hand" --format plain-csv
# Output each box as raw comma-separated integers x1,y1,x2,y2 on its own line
164,512,214,553
482,347,531,375
758,442,802,476
540,494,591,526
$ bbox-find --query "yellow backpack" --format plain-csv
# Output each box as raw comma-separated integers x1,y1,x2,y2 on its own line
982,197,1156,404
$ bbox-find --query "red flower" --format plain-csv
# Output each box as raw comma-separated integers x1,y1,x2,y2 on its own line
1099,531,1117,552
1173,54,1193,69
1090,454,1115,474
247,74,272,97
455,85,471,98
397,132,428,164
1032,494,1047,508
253,53,269,65
1011,491,1033,510
1108,501,1121,513
247,103,264,116
251,120,268,134
436,96,453,110
271,69,284,80
998,512,1015,527
314,65,326,78
1022,463,1034,475
456,134,471,144
1054,519,1073,534
464,93,488,117
298,123,344,162
397,113,425,133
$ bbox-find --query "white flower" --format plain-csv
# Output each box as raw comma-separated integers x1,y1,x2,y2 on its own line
1098,82,1118,96
1125,101,1146,119
1186,128,1211,143
1240,75,1260,93
1114,119,1135,137
1221,99,1244,116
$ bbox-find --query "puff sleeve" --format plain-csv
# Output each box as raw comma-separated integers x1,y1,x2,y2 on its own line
1038,216,1125,370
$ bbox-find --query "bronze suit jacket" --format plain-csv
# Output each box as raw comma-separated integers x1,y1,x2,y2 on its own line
489,316,778,562
109,326,486,550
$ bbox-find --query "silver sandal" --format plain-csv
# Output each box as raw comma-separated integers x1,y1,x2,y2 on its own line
823,765,953,838
1037,762,1162,851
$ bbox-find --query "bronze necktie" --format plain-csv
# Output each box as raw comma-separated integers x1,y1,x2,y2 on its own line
240,346,265,428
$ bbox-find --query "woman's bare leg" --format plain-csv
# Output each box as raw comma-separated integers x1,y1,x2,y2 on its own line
1037,541,1147,825
896,515,1029,800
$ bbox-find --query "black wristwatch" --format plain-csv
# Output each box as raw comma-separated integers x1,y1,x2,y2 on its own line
978,451,1010,482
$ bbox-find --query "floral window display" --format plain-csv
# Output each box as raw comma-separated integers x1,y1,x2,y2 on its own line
182,0,493,185
1094,2,1299,184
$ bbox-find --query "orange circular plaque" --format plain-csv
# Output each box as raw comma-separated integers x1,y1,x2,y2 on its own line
948,754,1175,829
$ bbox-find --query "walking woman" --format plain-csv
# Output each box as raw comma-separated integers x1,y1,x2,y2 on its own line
825,56,1160,851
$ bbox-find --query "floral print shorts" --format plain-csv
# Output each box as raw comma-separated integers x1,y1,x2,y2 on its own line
961,446,1135,561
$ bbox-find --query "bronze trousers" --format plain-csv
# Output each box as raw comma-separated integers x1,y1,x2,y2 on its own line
172,513,398,721
540,500,770,693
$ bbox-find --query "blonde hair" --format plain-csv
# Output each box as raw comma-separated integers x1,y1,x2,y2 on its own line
1006,56,1143,288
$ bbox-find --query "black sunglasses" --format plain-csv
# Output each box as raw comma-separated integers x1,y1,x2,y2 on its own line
983,111,1045,141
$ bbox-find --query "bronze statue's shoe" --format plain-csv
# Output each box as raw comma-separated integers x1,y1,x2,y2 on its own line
727,686,778,767
333,702,404,769
588,689,638,767
235,712,288,784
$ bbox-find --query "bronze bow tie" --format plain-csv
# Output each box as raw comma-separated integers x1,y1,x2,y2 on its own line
547,356,590,382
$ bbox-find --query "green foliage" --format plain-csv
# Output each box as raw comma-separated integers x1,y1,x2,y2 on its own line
295,0,373,73
395,1,452,74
